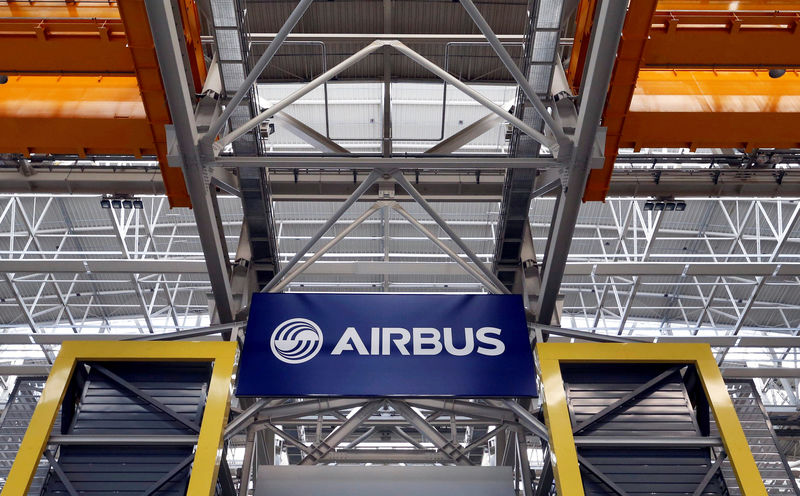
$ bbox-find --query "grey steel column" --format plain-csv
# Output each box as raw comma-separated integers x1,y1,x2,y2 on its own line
144,0,235,322
535,0,628,324
516,428,534,496
203,0,315,145
238,428,257,496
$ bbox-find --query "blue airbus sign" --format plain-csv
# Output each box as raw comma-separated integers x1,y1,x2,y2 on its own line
236,293,537,397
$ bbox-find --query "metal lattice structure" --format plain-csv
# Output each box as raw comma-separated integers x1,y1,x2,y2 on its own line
1,0,800,492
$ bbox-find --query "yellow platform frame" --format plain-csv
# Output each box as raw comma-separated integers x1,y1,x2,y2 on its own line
1,340,237,496
537,342,767,496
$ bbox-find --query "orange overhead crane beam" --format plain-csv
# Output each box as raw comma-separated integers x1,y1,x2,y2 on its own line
0,0,207,208
568,0,800,201
0,76,153,156
624,70,800,150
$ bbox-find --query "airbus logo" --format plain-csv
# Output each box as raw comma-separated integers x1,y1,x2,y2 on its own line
271,319,505,364
270,318,324,364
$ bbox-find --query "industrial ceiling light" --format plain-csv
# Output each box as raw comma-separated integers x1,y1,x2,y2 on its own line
122,200,133,209
675,201,687,211
664,202,676,211
653,202,665,211
644,201,655,211
111,199,122,209
100,198,111,209
133,199,144,209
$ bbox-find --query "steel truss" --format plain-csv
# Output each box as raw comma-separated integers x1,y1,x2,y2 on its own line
2,0,800,485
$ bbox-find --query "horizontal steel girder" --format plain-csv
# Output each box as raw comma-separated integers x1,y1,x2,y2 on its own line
3,167,800,198
5,259,800,278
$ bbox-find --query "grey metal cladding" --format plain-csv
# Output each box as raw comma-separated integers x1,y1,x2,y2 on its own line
561,363,729,495
41,363,213,496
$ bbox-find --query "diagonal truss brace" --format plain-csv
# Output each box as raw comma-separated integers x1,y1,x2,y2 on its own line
216,41,557,153
389,400,472,465
299,400,384,465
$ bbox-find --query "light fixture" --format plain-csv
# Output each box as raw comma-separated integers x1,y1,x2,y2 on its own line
675,201,687,211
100,198,111,209
654,202,665,211
111,199,122,209
133,199,144,209
644,201,655,211
664,202,676,211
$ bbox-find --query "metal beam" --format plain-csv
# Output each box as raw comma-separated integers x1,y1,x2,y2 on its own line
392,203,505,293
262,169,382,292
203,0,314,145
424,114,505,154
273,112,349,154
503,400,548,440
271,201,386,293
320,450,452,464
389,400,472,465
458,0,567,148
535,0,627,323
216,156,561,170
403,399,515,422
144,0,235,322
392,172,509,293
299,400,384,465
389,41,556,151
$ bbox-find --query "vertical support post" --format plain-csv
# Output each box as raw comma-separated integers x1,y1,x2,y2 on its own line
516,428,534,496
382,0,392,157
535,0,627,324
238,428,257,496
144,0,235,322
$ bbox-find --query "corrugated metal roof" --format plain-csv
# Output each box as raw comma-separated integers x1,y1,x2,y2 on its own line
240,0,528,82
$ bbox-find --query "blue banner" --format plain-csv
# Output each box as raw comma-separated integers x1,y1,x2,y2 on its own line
237,293,537,397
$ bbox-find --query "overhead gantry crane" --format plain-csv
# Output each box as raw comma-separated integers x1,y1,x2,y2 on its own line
0,0,208,207
568,0,800,201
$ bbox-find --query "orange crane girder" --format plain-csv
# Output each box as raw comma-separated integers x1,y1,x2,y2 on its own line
582,0,659,202
621,70,800,150
645,12,800,68
0,2,121,19
0,0,205,207
117,0,190,207
0,19,133,74
0,76,155,156
572,0,800,201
